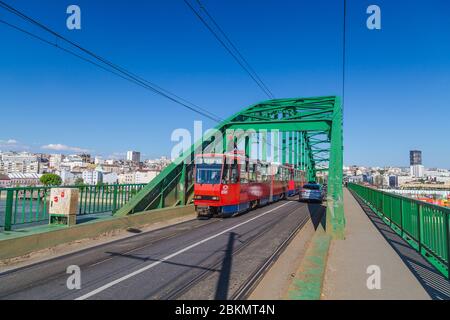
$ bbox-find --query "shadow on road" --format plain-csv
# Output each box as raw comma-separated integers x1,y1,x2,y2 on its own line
104,251,220,272
307,202,326,230
214,232,236,300
286,195,326,230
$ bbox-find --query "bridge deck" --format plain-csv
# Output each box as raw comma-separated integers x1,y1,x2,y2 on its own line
322,188,450,300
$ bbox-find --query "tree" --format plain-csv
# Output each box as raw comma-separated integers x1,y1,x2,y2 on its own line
40,173,62,186
74,177,85,186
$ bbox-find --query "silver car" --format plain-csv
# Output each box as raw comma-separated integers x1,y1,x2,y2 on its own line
299,183,325,203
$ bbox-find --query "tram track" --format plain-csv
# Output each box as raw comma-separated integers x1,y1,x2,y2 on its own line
231,211,311,300
159,200,314,300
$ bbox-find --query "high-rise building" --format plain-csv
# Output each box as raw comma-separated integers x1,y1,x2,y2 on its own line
410,150,422,165
410,150,424,178
127,151,141,163
389,175,398,188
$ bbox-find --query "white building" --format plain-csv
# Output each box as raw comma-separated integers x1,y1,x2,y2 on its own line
410,165,425,178
103,172,118,184
436,177,450,184
127,151,141,163
348,175,363,184
0,152,40,174
82,170,103,185
135,170,158,184
60,170,82,185
49,154,64,170
425,168,450,179
118,172,135,184
62,155,85,170
94,156,104,165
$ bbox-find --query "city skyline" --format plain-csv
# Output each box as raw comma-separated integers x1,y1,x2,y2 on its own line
1,148,449,171
1,1,450,167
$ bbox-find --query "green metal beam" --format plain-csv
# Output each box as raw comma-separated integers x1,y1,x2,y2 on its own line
226,121,331,132
325,97,345,239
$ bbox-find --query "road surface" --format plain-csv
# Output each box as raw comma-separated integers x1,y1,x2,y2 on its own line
0,199,324,300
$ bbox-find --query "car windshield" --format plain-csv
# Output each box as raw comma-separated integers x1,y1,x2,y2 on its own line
303,184,321,190
196,163,222,184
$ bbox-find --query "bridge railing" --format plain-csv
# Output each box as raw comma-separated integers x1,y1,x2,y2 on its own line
0,184,146,231
348,183,450,279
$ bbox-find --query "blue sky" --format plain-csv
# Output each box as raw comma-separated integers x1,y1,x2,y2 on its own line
0,0,449,167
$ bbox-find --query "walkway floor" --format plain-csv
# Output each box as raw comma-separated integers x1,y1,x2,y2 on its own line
322,188,438,300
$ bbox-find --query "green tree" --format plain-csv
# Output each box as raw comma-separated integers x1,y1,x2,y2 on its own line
40,173,62,186
74,177,85,186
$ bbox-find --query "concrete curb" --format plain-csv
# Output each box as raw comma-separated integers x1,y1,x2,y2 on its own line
0,205,195,260
286,217,331,300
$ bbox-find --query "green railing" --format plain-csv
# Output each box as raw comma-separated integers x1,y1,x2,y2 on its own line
0,184,146,231
348,183,450,279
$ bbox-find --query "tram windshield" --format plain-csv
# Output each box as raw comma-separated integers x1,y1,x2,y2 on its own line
196,163,222,184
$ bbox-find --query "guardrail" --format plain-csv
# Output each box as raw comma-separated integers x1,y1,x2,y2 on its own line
348,183,449,279
0,184,146,231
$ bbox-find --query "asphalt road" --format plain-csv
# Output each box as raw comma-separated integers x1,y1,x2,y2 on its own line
0,199,324,300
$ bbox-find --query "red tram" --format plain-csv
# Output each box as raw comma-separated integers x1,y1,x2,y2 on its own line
194,153,305,218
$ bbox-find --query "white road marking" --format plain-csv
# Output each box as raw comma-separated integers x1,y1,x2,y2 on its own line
75,201,294,300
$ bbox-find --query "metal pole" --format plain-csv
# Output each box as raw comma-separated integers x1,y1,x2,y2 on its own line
261,130,267,162
179,162,187,206
300,132,304,170
281,131,286,165
273,130,279,163
445,211,450,279
417,205,422,254
288,132,293,165
5,189,13,231
112,185,118,213
294,132,298,169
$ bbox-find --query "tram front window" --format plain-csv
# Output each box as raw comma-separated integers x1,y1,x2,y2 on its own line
196,164,222,185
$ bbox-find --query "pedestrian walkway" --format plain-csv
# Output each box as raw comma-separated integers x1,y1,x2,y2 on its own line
322,188,442,300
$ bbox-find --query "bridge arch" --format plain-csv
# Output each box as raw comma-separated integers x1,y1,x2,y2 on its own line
115,96,344,238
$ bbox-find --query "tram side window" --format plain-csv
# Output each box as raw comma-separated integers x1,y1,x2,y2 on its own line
282,168,287,181
222,163,229,184
223,162,239,184
255,164,261,182
240,161,248,183
230,162,239,184
261,164,268,181
249,163,256,182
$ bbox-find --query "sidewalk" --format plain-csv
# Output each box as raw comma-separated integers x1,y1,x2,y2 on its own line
322,188,432,300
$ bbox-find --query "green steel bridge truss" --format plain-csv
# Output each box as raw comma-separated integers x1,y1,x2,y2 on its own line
115,96,345,238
